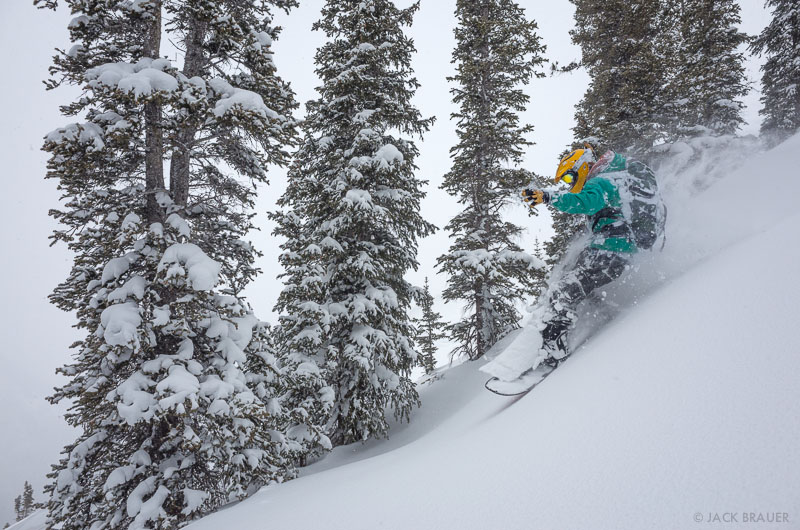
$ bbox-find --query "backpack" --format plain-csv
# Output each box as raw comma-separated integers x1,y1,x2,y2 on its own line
620,160,667,250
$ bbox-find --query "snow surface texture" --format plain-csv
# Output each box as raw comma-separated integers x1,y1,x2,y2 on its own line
6,511,46,530
479,305,546,381
19,135,800,529
189,134,800,530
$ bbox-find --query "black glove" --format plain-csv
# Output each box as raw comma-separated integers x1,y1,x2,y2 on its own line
522,189,550,206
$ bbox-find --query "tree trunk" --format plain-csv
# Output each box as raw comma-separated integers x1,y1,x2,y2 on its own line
144,1,165,224
472,2,490,360
474,278,484,359
170,17,207,209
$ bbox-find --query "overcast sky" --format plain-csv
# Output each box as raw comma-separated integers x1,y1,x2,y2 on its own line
0,0,771,525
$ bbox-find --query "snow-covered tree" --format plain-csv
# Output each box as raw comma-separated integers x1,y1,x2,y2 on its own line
662,0,748,141
750,0,800,145
272,0,435,447
37,0,299,528
437,0,546,360
570,0,665,155
413,278,447,374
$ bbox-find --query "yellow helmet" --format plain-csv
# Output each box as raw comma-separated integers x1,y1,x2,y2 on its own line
555,146,596,193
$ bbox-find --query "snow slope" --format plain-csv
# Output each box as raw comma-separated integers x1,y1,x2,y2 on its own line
18,134,800,529
186,134,800,530
6,511,46,530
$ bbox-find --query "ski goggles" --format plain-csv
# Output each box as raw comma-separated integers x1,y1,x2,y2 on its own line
561,169,578,185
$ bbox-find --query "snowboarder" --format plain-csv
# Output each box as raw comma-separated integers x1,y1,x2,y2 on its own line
523,144,665,368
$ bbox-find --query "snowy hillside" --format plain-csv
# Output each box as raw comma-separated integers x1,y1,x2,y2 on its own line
14,135,800,530
185,139,800,528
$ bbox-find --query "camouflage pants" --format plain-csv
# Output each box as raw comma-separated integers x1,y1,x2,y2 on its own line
542,248,630,358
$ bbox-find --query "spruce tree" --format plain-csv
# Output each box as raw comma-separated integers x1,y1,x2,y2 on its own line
413,278,447,374
663,0,748,140
11,482,37,522
528,237,549,299
37,0,298,528
437,0,546,360
13,494,21,522
21,482,35,518
750,0,800,144
272,0,435,447
570,0,665,155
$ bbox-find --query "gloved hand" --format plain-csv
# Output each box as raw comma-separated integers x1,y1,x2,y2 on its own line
522,188,550,206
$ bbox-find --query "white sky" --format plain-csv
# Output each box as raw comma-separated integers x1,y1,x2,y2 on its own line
0,0,771,525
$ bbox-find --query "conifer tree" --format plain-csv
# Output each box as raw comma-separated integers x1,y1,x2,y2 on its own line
37,0,298,528
12,481,37,522
570,0,665,155
413,278,446,374
272,0,435,447
13,493,21,522
662,0,748,140
21,482,35,518
528,238,549,299
750,0,800,144
438,0,546,360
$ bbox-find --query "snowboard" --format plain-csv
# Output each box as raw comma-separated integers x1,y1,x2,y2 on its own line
484,362,559,396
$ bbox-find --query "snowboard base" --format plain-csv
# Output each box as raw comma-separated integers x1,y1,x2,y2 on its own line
484,363,558,396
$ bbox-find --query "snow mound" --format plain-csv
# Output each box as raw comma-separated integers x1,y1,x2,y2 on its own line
157,243,221,291
208,78,281,120
86,58,178,97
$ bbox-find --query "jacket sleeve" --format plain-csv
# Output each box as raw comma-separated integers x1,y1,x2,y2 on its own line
550,178,610,215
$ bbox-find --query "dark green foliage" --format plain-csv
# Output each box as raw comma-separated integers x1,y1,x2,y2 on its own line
438,0,546,360
750,0,800,144
570,0,665,155
569,0,748,154
414,278,447,374
662,0,749,140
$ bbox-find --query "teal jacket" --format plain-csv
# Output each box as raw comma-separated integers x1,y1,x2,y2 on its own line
550,152,637,253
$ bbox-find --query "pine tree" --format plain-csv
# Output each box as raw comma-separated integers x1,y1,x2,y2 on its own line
750,0,800,145
413,278,447,374
13,493,21,522
438,0,546,360
570,0,665,155
662,0,748,141
37,0,299,528
11,481,37,522
272,0,435,448
528,238,549,299
21,482,35,519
